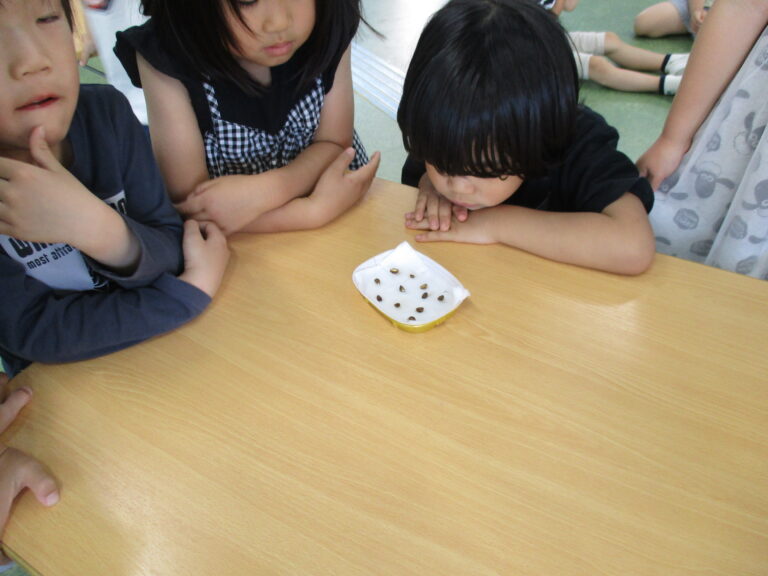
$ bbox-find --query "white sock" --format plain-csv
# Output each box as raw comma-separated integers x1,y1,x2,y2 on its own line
660,74,682,95
663,53,689,75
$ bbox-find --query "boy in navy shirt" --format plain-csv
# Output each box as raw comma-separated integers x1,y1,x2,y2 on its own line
0,0,230,377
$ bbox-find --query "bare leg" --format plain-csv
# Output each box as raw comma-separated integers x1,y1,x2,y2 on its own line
588,55,661,92
634,1,689,37
602,31,666,71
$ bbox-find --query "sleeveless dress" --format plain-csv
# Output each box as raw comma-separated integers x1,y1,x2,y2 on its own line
115,21,368,180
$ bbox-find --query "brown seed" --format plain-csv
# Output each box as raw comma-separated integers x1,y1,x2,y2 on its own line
437,295,445,302
416,307,424,313
420,284,428,290
421,292,428,299
394,303,401,308
408,316,416,321
390,268,399,274
399,285,406,292
374,278,381,285
409,274,415,279
376,295,382,302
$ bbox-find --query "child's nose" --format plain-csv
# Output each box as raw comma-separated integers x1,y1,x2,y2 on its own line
9,35,51,80
262,0,292,34
448,176,473,195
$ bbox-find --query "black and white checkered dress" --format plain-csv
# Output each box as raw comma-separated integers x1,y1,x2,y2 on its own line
202,77,368,179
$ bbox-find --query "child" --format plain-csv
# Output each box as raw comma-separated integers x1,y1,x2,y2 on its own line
399,0,655,276
0,375,59,572
637,0,768,278
634,0,713,38
78,0,149,124
542,0,690,95
115,0,381,236
0,0,230,377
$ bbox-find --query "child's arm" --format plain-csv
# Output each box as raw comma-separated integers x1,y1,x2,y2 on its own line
241,148,380,233
139,48,359,234
0,218,228,370
0,128,141,275
0,382,59,546
410,193,655,275
638,0,768,189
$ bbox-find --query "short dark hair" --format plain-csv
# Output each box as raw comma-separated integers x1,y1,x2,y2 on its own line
140,0,364,95
397,0,578,179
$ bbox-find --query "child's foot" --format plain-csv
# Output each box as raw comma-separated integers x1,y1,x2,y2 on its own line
659,74,683,95
661,53,689,75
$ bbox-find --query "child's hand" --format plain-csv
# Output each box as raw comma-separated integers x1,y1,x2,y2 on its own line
176,173,282,235
0,127,107,246
0,380,60,550
637,135,689,191
411,208,499,245
307,148,381,225
405,173,468,232
178,220,230,298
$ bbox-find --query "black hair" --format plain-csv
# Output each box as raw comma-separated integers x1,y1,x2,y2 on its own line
141,0,366,95
397,0,579,179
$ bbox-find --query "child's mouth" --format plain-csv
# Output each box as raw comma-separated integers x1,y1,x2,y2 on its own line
18,96,59,111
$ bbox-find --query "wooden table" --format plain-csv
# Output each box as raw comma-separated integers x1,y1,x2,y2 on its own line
5,179,768,575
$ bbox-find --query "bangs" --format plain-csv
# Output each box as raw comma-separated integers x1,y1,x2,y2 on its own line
398,0,578,179
401,70,533,178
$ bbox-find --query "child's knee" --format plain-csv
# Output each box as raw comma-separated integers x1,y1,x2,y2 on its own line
603,31,620,52
587,55,613,82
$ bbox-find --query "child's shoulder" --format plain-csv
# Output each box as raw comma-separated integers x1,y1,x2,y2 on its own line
572,105,621,148
77,84,135,123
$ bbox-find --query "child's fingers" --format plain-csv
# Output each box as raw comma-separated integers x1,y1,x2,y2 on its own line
4,448,60,507
330,147,356,174
405,215,432,230
415,229,451,242
0,387,32,433
353,151,381,181
425,193,442,230
438,199,453,231
28,127,62,172
452,204,469,222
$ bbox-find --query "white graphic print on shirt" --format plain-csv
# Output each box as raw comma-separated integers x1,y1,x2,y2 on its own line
0,191,127,291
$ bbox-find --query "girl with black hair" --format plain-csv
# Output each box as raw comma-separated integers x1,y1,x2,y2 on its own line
116,0,380,235
399,0,655,275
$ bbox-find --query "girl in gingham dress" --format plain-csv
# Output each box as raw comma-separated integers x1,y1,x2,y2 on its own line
116,0,380,235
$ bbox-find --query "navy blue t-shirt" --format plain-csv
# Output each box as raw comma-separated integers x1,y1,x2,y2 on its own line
0,85,210,376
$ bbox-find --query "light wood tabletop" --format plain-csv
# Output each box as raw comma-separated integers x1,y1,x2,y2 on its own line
4,179,768,576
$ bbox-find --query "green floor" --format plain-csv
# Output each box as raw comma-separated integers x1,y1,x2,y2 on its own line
8,1,691,574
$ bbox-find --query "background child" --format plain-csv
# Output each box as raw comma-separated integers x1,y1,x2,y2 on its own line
637,0,768,278
0,0,230,377
78,0,149,124
399,0,655,275
115,0,381,236
634,0,712,38
542,0,690,95
0,375,59,573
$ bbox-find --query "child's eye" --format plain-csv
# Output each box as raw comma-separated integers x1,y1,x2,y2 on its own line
238,0,259,5
37,12,61,24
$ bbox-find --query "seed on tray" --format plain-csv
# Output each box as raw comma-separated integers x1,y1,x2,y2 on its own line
399,285,406,292
416,307,424,313
437,295,445,302
420,284,428,290
390,268,399,274
376,295,382,302
421,292,428,299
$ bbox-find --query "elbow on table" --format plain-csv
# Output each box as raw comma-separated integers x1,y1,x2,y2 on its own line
614,235,656,276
